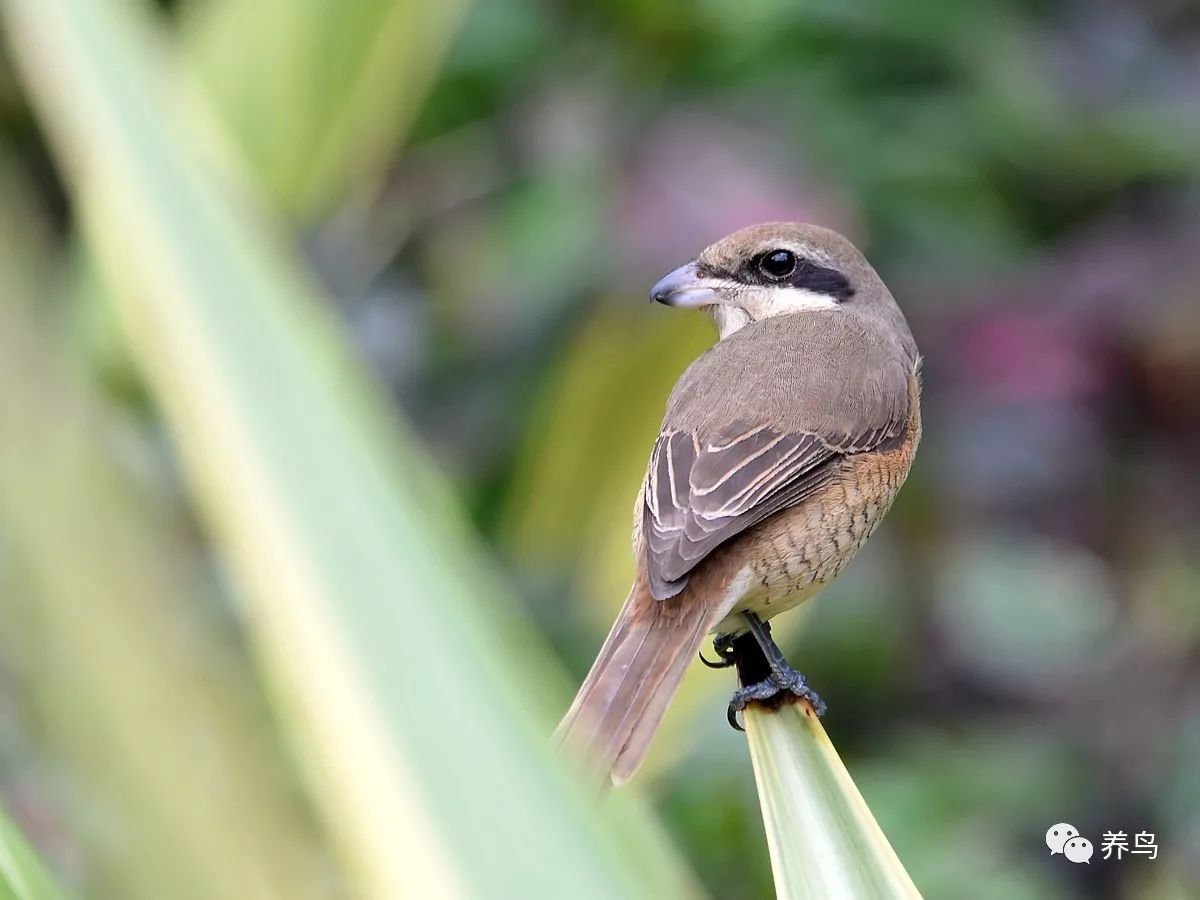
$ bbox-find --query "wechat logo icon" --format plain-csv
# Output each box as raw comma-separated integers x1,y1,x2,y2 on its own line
1047,823,1093,864
1048,822,1158,864
1046,823,1079,856
1064,837,1093,864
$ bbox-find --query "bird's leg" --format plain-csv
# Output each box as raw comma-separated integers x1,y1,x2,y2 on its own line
726,612,826,731
698,632,738,668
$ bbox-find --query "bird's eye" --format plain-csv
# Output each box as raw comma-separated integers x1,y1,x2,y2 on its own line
758,249,797,280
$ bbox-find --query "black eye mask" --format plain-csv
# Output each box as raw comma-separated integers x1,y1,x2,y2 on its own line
702,253,856,302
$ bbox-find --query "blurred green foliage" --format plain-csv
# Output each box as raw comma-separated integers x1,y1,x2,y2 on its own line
2,0,693,897
0,802,63,900
2,0,1200,898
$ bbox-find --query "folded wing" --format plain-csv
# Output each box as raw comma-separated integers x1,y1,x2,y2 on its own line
643,422,846,599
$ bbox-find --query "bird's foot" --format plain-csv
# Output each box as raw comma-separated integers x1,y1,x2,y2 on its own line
726,667,827,732
698,632,738,669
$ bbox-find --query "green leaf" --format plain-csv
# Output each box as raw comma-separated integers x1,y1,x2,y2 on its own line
0,2,696,898
183,0,467,220
744,701,922,899
0,158,342,900
0,807,64,900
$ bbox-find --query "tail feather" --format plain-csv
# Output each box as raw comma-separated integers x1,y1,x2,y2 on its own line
610,610,707,784
555,575,717,785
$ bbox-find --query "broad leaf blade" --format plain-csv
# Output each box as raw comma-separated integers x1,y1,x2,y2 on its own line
0,808,64,900
0,2,697,898
183,0,466,220
0,158,341,900
745,701,922,899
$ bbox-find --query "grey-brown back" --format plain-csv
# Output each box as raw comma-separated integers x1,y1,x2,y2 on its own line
642,311,918,599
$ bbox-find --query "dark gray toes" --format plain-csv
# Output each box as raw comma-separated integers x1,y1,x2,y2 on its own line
725,669,827,731
769,668,827,717
699,632,739,669
727,679,782,731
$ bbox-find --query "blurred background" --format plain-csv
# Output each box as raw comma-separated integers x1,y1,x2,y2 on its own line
2,0,1200,898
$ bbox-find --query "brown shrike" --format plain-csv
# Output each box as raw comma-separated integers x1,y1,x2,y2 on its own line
555,223,922,785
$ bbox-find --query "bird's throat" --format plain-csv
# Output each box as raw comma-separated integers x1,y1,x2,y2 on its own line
713,305,752,340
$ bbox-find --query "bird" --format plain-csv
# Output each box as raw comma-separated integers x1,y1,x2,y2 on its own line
555,222,922,785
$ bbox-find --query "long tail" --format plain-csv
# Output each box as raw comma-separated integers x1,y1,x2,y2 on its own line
555,574,716,785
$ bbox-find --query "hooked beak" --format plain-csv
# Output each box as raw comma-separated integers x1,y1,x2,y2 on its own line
649,262,725,308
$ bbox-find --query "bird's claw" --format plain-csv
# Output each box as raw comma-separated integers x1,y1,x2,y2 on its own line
725,669,827,732
698,633,738,669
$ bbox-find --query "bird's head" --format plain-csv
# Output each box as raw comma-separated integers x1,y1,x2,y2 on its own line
650,222,904,342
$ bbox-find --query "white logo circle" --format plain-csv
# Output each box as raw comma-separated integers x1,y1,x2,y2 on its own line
1046,823,1078,855
1064,837,1093,864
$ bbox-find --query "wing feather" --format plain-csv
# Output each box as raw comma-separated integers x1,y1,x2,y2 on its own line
643,417,904,601
640,314,917,601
